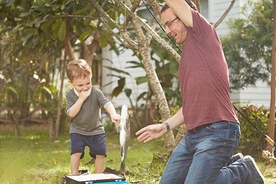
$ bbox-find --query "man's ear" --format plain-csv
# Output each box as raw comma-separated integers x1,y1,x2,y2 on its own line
68,80,72,84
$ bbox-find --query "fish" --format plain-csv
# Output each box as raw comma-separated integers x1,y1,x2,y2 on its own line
118,104,130,173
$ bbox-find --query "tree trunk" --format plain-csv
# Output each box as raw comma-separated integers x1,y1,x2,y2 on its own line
11,111,20,136
49,119,53,140
193,0,200,13
83,29,99,67
64,18,75,61
55,56,66,139
55,19,75,139
268,0,276,152
120,0,175,150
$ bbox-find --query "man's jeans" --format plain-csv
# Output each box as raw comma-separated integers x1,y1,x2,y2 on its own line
160,121,249,184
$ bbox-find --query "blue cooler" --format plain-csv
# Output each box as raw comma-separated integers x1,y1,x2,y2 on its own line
88,182,129,184
65,173,130,184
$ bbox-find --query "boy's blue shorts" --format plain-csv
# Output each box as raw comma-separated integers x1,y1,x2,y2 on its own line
70,133,106,159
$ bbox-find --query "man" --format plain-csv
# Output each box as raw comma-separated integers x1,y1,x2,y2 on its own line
136,0,265,183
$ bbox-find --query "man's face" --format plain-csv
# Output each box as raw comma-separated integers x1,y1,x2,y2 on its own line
69,75,92,94
161,8,187,44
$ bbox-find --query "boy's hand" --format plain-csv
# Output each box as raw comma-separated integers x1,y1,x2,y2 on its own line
112,114,120,133
112,114,121,123
78,90,90,101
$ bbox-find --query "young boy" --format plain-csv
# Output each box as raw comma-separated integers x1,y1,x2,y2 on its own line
66,59,120,174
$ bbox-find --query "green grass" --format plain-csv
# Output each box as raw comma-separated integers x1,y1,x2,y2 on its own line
0,130,167,183
0,132,70,184
0,130,275,184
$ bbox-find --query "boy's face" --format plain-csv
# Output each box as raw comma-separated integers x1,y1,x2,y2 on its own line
69,75,92,94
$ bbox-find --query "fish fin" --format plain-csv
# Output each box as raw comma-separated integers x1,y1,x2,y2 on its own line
117,124,122,132
114,121,120,133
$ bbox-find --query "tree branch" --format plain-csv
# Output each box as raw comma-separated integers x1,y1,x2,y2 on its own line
214,0,236,28
114,0,180,61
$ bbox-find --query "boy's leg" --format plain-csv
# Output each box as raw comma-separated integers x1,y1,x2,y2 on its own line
87,134,107,173
70,133,86,174
70,153,82,174
95,155,105,173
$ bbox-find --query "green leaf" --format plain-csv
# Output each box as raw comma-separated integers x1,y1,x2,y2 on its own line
60,3,65,11
104,66,130,76
57,20,66,41
20,12,31,17
41,18,56,32
99,32,108,48
73,6,90,15
117,77,125,87
5,0,15,6
137,92,147,102
135,76,148,85
124,88,132,98
112,86,123,98
78,30,92,42
126,61,144,68
99,30,114,48
21,32,33,46
52,18,62,31
111,78,126,98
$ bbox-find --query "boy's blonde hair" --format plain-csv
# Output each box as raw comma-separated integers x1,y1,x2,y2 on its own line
66,59,92,81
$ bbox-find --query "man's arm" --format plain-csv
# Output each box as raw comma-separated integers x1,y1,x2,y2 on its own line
165,107,185,130
165,0,193,28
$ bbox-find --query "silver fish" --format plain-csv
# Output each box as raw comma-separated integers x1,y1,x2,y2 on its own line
118,104,130,173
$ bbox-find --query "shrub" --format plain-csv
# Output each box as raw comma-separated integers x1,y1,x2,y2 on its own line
236,105,272,157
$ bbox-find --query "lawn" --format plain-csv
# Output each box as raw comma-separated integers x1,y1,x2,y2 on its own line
0,130,167,184
0,130,275,184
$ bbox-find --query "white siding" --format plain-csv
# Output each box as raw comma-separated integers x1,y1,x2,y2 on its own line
101,46,114,100
210,0,244,36
231,81,271,108
102,46,147,107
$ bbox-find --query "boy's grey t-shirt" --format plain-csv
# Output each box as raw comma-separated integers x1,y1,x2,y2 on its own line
66,86,111,136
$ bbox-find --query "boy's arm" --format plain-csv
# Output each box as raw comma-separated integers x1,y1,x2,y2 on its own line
67,90,90,118
105,103,120,123
67,98,85,118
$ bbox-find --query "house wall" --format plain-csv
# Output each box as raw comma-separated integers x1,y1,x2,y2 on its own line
103,0,271,109
230,81,271,108
102,46,147,108
209,0,244,36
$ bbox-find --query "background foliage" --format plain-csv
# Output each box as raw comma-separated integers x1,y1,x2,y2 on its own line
221,0,272,90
